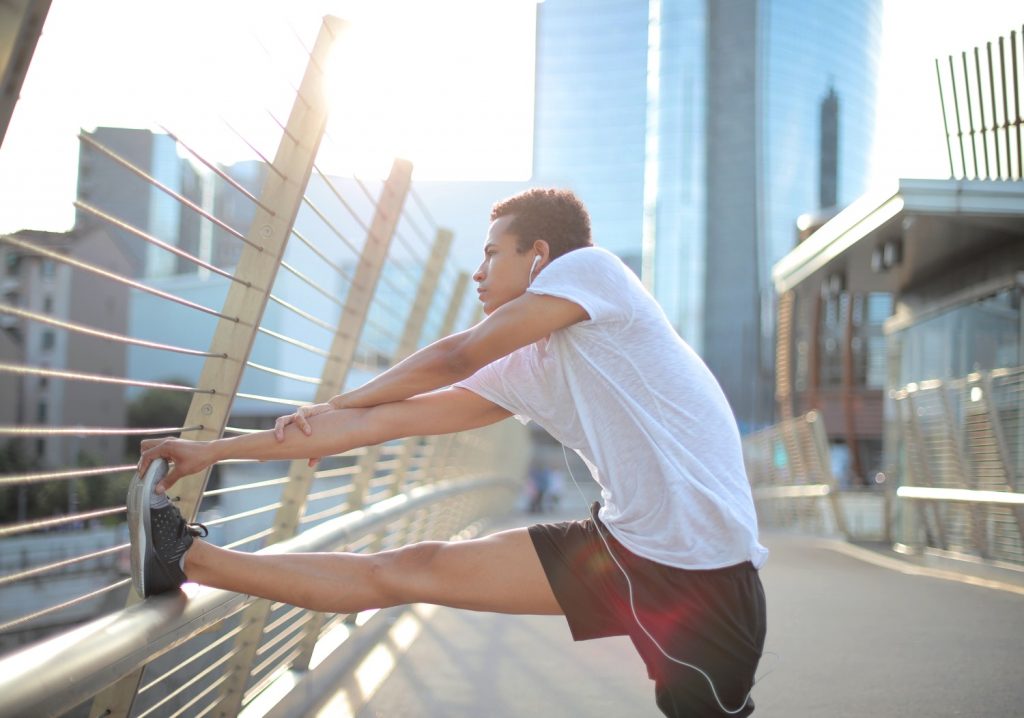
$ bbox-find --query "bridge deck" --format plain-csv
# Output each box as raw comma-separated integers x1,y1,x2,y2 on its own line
316,506,1024,717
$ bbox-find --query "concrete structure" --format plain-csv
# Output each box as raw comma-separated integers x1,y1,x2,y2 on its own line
0,227,131,468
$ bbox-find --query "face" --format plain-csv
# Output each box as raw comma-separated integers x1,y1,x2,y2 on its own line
473,215,543,315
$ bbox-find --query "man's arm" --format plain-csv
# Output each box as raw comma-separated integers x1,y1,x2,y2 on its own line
140,388,512,492
332,292,588,410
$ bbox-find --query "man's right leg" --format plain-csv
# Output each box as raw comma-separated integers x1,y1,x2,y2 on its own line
183,526,563,616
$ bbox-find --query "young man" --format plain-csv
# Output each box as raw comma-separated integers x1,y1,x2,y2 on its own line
132,188,768,717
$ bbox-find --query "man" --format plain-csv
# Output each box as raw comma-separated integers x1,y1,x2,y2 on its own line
132,188,768,717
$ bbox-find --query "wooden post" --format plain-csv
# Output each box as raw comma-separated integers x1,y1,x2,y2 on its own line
289,231,455,672
215,157,412,716
88,17,343,718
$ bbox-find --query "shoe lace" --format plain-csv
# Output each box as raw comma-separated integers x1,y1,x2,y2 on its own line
167,496,209,538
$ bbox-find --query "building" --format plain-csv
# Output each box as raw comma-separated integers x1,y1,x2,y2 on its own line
772,178,1024,560
76,127,205,278
772,20,1024,501
531,0,649,270
0,227,132,468
526,0,882,433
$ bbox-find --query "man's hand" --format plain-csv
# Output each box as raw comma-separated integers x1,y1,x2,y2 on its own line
273,402,334,441
138,438,219,495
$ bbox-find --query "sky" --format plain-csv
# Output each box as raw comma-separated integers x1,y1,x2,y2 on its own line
0,0,1020,235
0,0,537,233
871,0,1023,184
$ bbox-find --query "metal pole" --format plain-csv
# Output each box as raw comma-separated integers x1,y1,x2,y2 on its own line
948,55,968,178
999,37,1012,177
974,47,991,179
1011,30,1021,179
987,42,1002,179
935,58,957,179
961,51,980,179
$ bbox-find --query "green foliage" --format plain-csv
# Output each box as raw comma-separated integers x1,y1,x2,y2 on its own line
0,440,33,523
124,380,193,458
0,380,193,526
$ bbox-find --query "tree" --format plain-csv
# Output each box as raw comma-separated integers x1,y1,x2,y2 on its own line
124,380,194,458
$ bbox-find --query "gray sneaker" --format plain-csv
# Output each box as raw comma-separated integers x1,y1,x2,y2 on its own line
127,458,208,597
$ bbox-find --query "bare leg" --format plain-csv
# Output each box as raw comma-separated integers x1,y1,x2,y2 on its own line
184,527,562,616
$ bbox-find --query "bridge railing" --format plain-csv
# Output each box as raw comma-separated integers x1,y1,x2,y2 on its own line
892,368,1024,564
742,411,859,540
0,15,527,718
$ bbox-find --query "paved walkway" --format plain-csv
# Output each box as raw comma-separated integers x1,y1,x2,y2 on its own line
340,506,1024,717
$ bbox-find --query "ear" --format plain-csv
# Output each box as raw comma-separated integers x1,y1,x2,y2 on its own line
531,239,551,265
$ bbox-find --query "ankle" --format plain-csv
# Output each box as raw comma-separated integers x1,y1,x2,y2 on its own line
182,538,205,579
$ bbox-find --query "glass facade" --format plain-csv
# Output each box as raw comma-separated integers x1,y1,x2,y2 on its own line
893,288,1021,388
651,0,707,344
532,0,649,266
532,2,880,358
761,1,882,272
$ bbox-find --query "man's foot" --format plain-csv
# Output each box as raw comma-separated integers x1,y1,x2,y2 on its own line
127,458,208,597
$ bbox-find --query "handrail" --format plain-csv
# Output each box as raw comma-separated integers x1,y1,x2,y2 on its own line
897,486,1024,505
0,475,512,718
742,410,852,539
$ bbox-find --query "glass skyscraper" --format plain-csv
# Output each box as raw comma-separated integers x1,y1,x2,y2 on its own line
532,0,650,269
531,0,881,431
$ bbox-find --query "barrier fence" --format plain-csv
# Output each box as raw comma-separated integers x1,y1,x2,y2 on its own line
744,370,1024,566
741,410,854,539
893,367,1024,564
0,15,526,718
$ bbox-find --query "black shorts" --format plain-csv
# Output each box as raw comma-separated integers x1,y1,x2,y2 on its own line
528,503,767,717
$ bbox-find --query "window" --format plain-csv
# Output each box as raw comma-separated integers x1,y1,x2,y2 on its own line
4,252,20,276
43,295,53,313
41,260,56,278
41,330,55,351
895,287,1020,388
36,401,47,423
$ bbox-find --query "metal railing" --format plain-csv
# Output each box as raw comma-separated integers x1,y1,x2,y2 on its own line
935,25,1023,181
0,14,526,718
892,368,1024,564
742,411,854,539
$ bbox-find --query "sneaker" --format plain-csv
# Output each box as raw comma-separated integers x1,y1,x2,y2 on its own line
127,458,208,597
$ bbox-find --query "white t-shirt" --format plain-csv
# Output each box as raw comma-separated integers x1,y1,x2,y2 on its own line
455,246,769,570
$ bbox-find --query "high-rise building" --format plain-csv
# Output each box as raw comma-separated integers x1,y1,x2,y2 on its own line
0,227,131,468
531,0,650,272
75,127,197,278
531,0,881,431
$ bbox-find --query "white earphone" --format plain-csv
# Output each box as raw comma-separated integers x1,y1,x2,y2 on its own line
529,255,541,285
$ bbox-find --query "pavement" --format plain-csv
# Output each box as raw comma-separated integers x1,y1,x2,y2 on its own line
317,501,1024,718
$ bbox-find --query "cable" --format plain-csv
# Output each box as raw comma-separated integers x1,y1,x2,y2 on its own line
560,444,769,715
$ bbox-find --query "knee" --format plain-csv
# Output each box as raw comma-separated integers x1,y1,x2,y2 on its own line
372,541,445,605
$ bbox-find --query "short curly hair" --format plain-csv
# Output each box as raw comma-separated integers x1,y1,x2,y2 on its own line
490,188,592,260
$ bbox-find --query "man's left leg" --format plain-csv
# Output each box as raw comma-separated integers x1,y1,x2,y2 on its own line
183,527,564,616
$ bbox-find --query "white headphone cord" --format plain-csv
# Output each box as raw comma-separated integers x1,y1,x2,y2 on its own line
559,444,773,715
